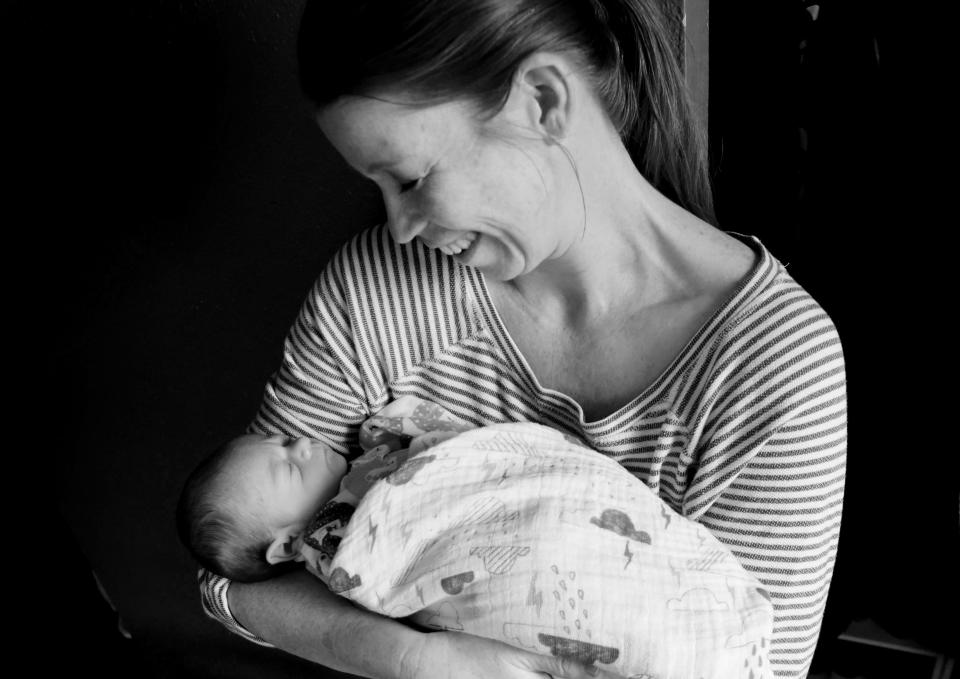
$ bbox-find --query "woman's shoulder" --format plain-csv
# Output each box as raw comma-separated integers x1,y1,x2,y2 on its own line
312,224,466,303
324,223,462,285
708,234,846,387
325,222,404,275
311,224,483,357
728,235,840,339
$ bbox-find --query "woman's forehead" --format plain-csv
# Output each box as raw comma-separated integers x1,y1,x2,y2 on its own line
316,96,477,165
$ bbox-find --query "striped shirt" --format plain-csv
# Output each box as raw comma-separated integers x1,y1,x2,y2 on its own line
200,224,847,678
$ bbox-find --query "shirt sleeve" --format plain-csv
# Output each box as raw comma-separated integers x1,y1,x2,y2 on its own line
198,243,383,642
683,301,848,678
247,247,378,451
199,568,274,646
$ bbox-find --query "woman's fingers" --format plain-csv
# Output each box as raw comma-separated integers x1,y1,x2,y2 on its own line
518,651,619,679
405,630,623,679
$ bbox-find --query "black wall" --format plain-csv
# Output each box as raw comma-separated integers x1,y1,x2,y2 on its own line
710,1,958,669
13,1,379,675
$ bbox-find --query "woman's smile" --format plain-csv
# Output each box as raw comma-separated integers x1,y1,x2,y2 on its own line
429,231,477,256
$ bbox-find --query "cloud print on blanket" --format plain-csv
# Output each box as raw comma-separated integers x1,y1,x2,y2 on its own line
300,398,774,679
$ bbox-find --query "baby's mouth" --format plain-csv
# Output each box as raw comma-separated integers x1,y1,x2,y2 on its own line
437,232,476,256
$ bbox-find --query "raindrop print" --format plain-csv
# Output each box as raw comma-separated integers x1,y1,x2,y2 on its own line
553,590,561,601
569,598,576,609
551,565,559,574
569,571,576,580
578,589,584,600
559,580,567,591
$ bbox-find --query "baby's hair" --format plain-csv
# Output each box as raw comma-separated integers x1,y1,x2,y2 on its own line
175,436,300,583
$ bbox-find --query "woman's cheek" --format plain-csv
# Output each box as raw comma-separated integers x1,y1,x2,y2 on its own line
422,177,479,230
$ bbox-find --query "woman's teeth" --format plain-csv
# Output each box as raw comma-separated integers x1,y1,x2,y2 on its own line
438,233,476,256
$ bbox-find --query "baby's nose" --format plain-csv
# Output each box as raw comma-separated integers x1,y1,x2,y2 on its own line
294,436,313,460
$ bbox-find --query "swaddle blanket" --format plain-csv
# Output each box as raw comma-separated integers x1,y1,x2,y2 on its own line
301,397,774,679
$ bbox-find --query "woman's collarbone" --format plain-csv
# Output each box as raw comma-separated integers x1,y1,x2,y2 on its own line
511,310,691,417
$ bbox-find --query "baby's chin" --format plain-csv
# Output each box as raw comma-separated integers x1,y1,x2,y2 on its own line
313,442,347,475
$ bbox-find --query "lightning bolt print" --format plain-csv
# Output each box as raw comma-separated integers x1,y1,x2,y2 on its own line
400,521,414,548
526,572,544,617
660,503,671,530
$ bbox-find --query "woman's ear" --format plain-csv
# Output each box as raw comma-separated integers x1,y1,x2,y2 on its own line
265,528,304,565
516,53,574,140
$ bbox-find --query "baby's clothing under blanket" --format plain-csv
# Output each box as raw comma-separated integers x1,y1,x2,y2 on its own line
300,396,774,679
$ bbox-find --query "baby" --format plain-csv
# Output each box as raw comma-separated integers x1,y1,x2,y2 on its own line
178,397,775,679
177,396,471,583
176,431,353,583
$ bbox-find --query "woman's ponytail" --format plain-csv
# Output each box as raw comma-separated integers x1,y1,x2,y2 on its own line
584,0,715,224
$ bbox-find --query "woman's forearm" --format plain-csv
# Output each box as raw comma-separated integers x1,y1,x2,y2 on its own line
228,569,422,679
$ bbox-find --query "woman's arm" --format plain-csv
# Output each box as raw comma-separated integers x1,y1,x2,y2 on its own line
228,570,419,677
687,294,848,678
229,570,612,679
696,411,846,678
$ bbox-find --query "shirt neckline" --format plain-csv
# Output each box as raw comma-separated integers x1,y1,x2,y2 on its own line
470,231,775,428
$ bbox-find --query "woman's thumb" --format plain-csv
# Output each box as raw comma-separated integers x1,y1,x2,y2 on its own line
527,652,601,679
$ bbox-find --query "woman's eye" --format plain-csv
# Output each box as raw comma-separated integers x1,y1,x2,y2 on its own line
398,176,423,193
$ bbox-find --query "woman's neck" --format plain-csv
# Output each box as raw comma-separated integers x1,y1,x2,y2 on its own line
498,139,716,329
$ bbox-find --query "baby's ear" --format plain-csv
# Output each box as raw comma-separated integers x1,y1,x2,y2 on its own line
265,528,304,565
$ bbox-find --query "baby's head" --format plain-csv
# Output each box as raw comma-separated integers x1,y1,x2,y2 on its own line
176,433,348,582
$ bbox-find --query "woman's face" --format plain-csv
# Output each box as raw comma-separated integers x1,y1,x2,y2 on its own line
316,93,583,281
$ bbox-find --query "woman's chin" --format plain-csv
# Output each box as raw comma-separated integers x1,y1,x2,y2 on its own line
475,262,524,282
449,236,527,281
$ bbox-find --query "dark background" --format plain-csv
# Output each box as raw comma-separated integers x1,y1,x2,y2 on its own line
8,0,955,677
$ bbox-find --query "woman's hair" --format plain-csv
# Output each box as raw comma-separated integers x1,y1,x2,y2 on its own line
175,440,299,583
297,0,714,224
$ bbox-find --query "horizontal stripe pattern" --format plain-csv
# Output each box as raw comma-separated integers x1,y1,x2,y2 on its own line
201,224,846,678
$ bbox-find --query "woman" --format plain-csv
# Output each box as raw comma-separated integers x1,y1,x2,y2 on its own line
200,1,847,677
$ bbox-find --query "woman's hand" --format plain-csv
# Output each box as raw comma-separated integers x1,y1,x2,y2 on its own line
401,630,621,679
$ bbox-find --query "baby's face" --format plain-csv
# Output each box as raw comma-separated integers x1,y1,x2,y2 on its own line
222,434,348,534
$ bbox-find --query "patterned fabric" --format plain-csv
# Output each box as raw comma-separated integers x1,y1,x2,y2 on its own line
300,396,774,679
299,395,474,578
201,224,847,678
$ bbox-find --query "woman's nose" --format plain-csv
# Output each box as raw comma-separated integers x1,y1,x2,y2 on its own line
383,191,426,244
